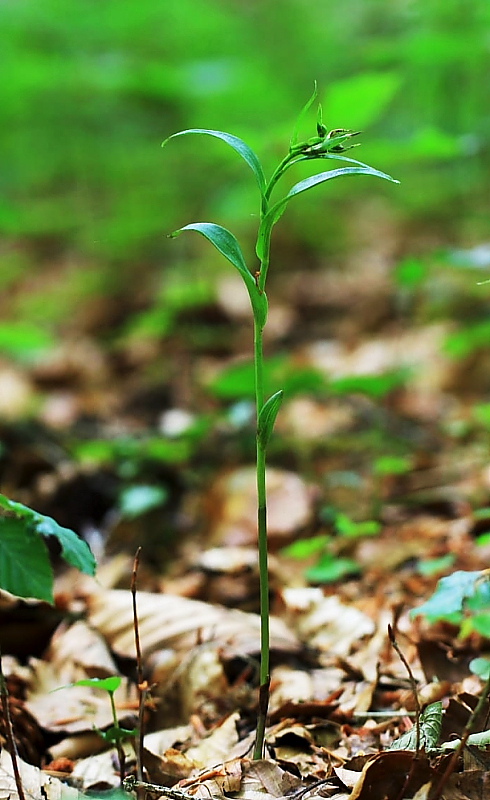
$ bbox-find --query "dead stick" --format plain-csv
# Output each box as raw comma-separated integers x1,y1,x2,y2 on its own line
123,776,196,799
388,624,421,800
0,649,26,800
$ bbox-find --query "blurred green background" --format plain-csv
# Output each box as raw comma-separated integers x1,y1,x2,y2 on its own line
1,0,490,333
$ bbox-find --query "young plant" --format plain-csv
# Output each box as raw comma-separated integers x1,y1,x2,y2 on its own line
71,676,138,785
163,86,398,758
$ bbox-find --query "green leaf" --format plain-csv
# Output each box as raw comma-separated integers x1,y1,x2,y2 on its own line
373,455,412,476
170,222,268,328
289,82,318,149
0,517,53,603
281,535,329,559
470,657,490,679
306,554,360,583
72,676,122,693
36,516,96,575
256,164,398,261
417,554,456,577
0,493,96,576
389,702,443,751
257,390,283,449
118,485,168,519
411,570,485,621
162,128,266,196
335,513,381,538
99,724,138,742
470,613,490,637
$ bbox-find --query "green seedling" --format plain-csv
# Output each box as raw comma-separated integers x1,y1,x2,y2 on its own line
283,510,380,584
412,568,490,678
71,676,137,784
163,84,398,758
0,493,96,604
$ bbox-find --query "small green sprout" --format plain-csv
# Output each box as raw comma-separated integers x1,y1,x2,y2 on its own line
72,676,137,784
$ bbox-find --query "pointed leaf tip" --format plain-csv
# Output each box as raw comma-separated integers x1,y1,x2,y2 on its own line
258,390,284,449
168,222,268,328
162,128,266,195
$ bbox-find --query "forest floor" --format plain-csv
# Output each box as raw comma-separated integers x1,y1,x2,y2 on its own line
2,232,490,800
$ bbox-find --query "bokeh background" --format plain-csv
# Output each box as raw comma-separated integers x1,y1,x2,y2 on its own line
2,0,489,342
2,0,490,587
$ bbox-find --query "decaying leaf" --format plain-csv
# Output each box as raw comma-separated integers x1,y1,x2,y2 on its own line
0,750,78,800
87,588,299,660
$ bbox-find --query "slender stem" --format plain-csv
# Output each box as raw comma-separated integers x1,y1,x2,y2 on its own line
109,690,126,784
253,316,269,760
0,650,26,800
131,547,145,783
264,152,302,203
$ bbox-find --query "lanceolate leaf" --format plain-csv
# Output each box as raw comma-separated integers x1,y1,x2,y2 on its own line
170,222,268,327
258,390,283,449
289,82,318,150
256,165,398,261
162,129,266,196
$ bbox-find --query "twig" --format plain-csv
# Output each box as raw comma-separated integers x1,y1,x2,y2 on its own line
123,776,196,799
131,547,146,783
388,624,421,800
0,649,26,800
388,624,421,751
429,670,490,800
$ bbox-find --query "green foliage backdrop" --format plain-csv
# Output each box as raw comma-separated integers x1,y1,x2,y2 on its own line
1,0,489,315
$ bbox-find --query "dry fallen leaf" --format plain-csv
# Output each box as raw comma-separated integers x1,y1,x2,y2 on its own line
0,750,78,800
206,467,314,546
87,588,299,660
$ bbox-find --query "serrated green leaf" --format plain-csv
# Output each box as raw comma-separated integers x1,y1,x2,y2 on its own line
389,702,443,751
0,492,96,576
257,390,283,449
256,164,398,261
36,516,96,575
411,570,484,621
162,128,266,196
72,676,122,693
0,517,53,603
170,222,268,327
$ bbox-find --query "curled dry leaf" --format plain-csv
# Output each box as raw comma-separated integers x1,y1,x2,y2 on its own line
280,588,374,657
26,658,136,734
87,588,299,660
45,620,119,678
346,751,433,800
206,467,314,546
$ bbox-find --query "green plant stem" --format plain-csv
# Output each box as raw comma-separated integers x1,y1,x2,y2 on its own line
263,153,300,204
109,690,126,785
253,315,269,760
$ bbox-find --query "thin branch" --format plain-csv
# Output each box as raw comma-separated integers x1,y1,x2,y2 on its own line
388,624,421,800
131,547,146,783
0,649,26,800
